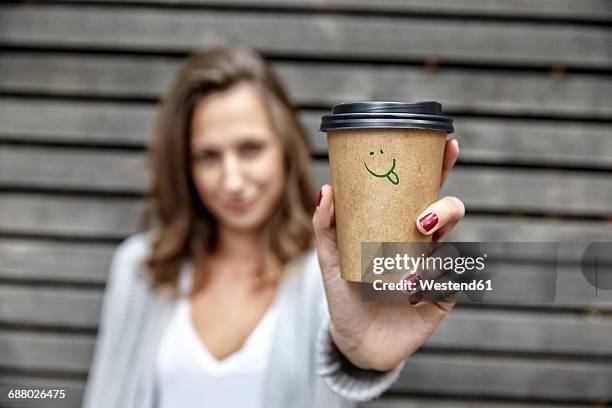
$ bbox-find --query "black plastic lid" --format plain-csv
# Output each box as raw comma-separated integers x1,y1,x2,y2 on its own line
320,101,454,133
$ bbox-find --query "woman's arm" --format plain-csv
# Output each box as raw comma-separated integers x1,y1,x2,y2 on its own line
81,234,147,408
316,310,405,402
312,139,463,381
295,249,405,403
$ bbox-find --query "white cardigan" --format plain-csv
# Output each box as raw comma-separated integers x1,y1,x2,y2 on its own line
82,232,405,408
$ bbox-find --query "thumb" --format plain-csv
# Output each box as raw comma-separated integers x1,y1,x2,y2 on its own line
312,185,340,278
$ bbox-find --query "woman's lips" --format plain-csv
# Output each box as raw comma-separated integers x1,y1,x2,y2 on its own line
226,199,255,213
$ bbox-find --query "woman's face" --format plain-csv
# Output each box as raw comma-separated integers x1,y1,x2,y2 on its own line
190,82,286,232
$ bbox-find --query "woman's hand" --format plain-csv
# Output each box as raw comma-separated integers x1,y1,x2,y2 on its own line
312,138,464,371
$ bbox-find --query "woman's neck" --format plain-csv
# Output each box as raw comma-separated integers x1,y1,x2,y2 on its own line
215,224,268,264
190,225,274,295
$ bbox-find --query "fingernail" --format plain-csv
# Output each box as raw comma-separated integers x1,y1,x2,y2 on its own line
419,212,438,232
409,291,423,305
316,187,323,207
402,273,421,294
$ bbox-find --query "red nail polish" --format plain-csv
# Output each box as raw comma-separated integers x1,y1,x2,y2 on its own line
402,274,421,294
316,188,323,207
409,291,423,305
419,212,438,232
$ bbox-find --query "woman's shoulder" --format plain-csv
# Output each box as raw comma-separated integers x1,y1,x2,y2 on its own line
94,232,157,340
111,231,153,267
283,246,316,276
283,246,325,300
105,231,156,293
283,246,318,282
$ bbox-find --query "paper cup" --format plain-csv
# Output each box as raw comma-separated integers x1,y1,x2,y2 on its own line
320,101,454,282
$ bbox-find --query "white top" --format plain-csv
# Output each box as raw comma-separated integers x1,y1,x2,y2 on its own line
154,264,279,408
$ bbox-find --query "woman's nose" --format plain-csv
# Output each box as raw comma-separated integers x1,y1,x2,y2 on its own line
221,153,246,193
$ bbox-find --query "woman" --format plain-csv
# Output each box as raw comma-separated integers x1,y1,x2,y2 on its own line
82,47,464,408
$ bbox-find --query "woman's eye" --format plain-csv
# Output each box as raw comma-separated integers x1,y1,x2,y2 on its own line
193,151,218,163
240,142,263,156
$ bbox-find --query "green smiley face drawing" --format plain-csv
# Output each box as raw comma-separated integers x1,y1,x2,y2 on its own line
364,148,400,185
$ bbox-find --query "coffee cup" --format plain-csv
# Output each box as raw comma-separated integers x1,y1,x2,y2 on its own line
320,101,454,282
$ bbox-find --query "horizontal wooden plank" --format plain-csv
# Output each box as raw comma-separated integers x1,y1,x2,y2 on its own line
2,238,607,286
2,378,574,408
441,167,612,216
2,55,611,117
1,193,611,240
2,98,612,169
446,216,612,243
0,286,102,329
0,239,114,284
431,304,612,352
1,5,611,67
2,147,611,216
0,377,591,408
0,146,149,193
4,378,531,408
40,0,612,23
0,376,84,408
2,282,611,344
362,396,588,408
302,112,612,169
393,354,612,401
0,194,142,238
0,98,154,147
1,330,610,401
0,331,94,372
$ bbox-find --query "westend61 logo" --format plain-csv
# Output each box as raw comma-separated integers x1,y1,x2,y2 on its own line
360,242,612,303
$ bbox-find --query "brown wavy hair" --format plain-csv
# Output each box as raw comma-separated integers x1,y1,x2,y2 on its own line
142,47,316,296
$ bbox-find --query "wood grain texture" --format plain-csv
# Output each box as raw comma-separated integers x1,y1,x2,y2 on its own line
0,146,149,193
1,1,611,404
2,55,612,117
2,147,611,216
0,98,154,147
38,0,612,23
0,286,102,329
1,239,606,285
0,194,142,238
2,193,611,240
1,5,611,67
2,284,611,347
0,239,114,284
361,396,588,408
2,98,612,168
0,331,94,372
0,376,591,408
392,354,612,401
1,330,611,400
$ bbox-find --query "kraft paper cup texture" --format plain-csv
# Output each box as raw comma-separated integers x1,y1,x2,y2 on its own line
327,128,447,282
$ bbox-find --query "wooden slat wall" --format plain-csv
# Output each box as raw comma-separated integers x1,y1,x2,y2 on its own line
1,1,611,407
